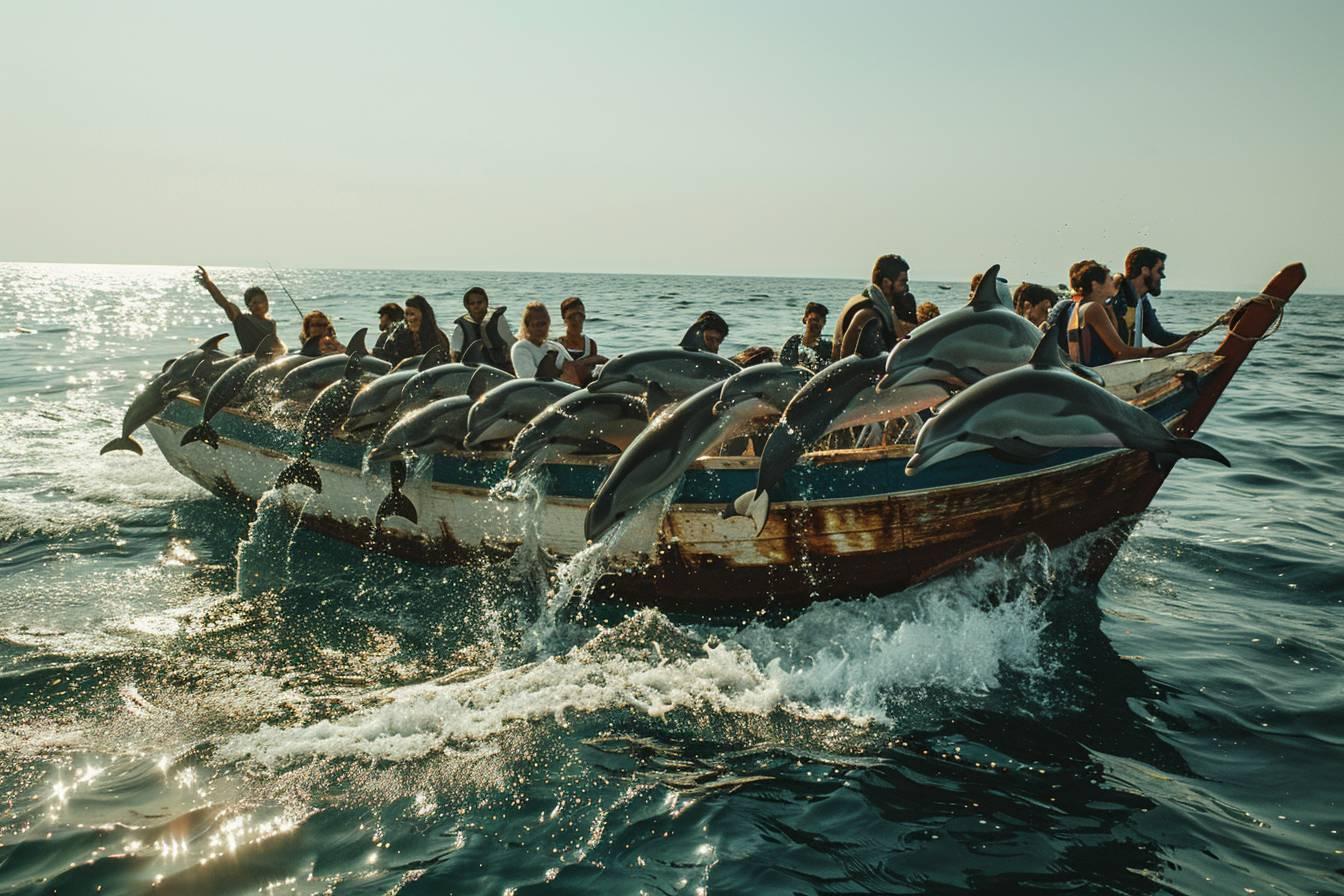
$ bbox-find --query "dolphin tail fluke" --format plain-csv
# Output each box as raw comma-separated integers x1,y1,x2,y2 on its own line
180,423,219,450
376,491,418,527
725,489,771,537
275,457,323,492
100,436,143,456
1168,437,1231,467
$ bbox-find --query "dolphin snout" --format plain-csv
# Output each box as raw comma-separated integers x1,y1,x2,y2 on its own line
877,362,918,393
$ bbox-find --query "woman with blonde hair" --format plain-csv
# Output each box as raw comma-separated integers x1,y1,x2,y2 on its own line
510,301,571,379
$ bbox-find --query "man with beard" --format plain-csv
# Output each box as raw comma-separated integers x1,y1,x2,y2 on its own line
832,254,915,360
1108,247,1198,351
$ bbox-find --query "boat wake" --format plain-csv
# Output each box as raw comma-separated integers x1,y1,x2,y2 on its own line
220,545,1057,769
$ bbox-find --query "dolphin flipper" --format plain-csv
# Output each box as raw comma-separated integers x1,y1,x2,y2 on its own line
275,457,323,492
100,436,143,456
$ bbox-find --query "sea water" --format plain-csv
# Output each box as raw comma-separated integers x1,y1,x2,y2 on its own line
1,263,1340,894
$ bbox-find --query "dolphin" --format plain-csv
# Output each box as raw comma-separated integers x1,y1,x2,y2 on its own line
180,333,282,449
725,354,888,533
183,356,240,401
274,353,368,492
879,264,1102,393
507,391,651,479
463,376,579,449
160,334,231,396
396,362,513,417
344,346,450,438
237,334,327,403
367,395,478,525
584,364,808,542
101,369,181,455
905,313,1230,476
276,329,391,402
368,395,474,464
587,347,740,410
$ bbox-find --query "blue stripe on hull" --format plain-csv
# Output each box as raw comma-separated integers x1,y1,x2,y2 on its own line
158,375,1201,505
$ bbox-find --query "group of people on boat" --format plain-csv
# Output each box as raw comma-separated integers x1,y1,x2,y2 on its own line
195,244,1197,391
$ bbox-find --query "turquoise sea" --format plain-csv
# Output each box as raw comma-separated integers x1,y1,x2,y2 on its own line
0,262,1340,894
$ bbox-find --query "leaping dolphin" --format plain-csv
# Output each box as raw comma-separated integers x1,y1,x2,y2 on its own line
878,264,1101,394
275,353,369,492
101,369,179,455
584,363,808,543
368,395,475,465
180,333,282,449
344,345,449,438
507,391,650,479
725,354,887,534
587,346,740,411
276,329,391,402
395,361,513,418
463,373,579,449
160,334,231,396
237,334,328,404
905,313,1230,476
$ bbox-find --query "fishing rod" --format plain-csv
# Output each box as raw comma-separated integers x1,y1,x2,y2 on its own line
267,261,305,317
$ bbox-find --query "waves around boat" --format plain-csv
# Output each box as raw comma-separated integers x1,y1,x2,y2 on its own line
2,263,1340,895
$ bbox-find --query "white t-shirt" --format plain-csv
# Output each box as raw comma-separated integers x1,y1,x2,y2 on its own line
511,339,569,378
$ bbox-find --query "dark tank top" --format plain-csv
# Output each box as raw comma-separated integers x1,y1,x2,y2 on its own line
233,313,277,354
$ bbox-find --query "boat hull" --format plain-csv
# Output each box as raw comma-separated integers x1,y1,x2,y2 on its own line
146,263,1305,611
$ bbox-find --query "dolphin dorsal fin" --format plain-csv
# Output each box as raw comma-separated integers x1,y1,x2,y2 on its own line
344,327,369,356
300,334,325,357
678,321,706,351
535,349,563,381
460,340,485,366
343,352,364,380
968,264,1003,310
199,333,229,352
1031,309,1071,369
418,343,448,371
467,365,494,401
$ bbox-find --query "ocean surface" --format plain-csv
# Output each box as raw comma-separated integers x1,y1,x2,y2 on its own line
0,262,1340,895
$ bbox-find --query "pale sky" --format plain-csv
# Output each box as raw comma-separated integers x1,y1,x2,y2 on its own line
2,1,1341,291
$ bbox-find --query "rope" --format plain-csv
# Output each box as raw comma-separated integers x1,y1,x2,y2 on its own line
1213,292,1288,344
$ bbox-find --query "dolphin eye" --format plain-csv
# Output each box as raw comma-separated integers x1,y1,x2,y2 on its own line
956,433,968,441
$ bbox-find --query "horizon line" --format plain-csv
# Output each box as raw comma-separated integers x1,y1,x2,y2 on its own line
0,257,1322,296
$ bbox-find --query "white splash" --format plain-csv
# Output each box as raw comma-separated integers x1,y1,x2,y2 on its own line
222,553,1053,767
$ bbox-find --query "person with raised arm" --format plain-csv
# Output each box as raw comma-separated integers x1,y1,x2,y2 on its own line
194,265,281,354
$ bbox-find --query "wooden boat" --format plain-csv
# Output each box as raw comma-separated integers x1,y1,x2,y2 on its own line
146,264,1305,611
